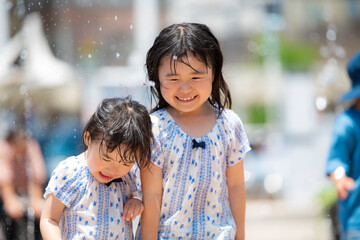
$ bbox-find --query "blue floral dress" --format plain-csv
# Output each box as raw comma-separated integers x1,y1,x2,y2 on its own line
44,155,139,240
145,108,250,239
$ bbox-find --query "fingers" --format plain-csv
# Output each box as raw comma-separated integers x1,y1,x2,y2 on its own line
345,177,355,191
336,177,355,200
123,199,144,221
338,188,349,200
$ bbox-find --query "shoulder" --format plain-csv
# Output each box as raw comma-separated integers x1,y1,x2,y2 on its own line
0,140,12,158
55,155,84,169
150,109,175,135
26,138,41,147
50,155,87,181
45,155,89,206
219,108,244,127
0,139,10,149
150,109,167,123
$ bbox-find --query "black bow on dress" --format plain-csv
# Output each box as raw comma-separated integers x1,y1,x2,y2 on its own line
106,178,123,186
192,139,206,149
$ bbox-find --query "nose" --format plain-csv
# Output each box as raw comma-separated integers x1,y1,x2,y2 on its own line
105,165,121,176
179,81,192,93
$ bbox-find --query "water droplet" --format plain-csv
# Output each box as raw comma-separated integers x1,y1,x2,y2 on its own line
99,27,102,31
173,55,178,61
20,49,28,60
88,20,90,24
88,54,92,58
326,29,336,41
115,16,118,21
130,24,133,30
116,53,120,59
20,85,27,95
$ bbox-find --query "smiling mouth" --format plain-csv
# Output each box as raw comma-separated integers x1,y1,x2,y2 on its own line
99,171,113,181
177,96,196,101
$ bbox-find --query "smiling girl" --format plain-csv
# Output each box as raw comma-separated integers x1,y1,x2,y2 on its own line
139,23,251,240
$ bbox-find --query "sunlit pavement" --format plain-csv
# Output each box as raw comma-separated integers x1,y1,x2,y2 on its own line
132,199,333,239
246,199,333,240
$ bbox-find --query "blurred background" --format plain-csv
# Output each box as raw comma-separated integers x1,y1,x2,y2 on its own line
0,0,360,239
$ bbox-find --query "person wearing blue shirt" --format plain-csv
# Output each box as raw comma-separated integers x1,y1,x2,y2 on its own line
326,49,360,240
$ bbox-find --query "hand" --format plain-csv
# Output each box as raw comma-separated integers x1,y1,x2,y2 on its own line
123,197,144,221
331,175,355,200
4,197,25,220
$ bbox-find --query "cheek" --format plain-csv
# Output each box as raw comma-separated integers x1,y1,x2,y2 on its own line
160,86,172,99
86,157,102,173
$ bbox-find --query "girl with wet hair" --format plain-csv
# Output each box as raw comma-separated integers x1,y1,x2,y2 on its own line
40,97,153,240
140,23,250,240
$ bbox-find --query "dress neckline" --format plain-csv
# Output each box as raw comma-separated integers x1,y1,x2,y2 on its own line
162,107,222,140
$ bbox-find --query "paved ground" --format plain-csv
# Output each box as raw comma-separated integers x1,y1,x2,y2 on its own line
246,199,334,240
133,198,334,239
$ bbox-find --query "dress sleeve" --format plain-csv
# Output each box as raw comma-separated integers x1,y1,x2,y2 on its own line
44,158,85,207
150,115,165,168
326,115,355,175
128,164,141,196
227,111,251,166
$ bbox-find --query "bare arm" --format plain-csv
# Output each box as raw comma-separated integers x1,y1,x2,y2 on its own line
140,163,163,240
0,183,25,219
40,193,65,240
227,160,246,240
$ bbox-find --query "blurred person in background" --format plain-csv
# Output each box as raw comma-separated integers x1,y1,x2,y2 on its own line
0,126,47,240
326,49,360,240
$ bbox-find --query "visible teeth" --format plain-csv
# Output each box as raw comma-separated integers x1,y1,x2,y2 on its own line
178,96,194,101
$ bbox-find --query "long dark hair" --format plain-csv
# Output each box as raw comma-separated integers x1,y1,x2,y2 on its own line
146,22,232,115
82,97,153,168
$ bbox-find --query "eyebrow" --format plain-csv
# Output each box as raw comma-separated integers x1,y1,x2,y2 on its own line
165,70,206,77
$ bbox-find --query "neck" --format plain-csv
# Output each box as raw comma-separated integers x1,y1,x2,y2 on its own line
166,103,217,138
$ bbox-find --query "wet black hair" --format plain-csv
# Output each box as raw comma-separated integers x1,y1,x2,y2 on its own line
82,97,153,168
146,22,232,115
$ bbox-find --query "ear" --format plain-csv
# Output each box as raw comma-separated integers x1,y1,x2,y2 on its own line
83,131,91,147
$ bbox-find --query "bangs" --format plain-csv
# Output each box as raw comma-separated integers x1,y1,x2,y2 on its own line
166,51,212,75
99,140,142,167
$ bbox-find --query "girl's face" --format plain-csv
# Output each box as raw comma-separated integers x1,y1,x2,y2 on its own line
158,52,213,116
84,134,135,183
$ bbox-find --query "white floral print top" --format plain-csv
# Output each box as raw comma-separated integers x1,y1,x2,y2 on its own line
44,156,140,240
144,108,250,239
